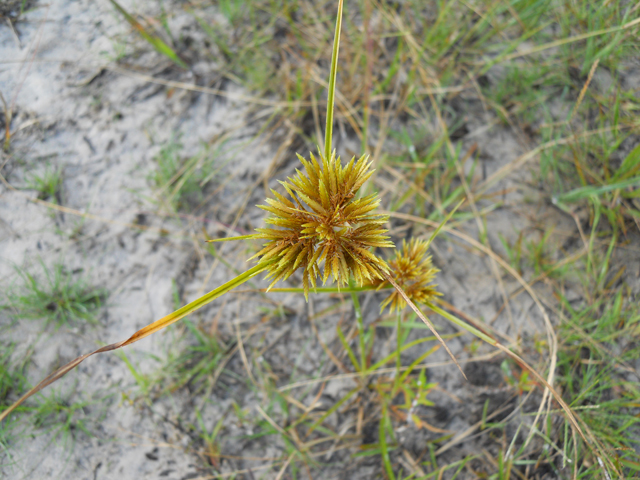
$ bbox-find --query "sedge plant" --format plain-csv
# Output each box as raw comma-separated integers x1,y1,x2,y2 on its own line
0,1,618,477
1,0,414,421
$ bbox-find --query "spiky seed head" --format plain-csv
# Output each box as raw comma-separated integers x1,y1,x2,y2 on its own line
252,150,394,299
376,238,441,313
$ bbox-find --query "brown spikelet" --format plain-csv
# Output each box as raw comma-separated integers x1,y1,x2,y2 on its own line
252,150,394,299
374,238,441,313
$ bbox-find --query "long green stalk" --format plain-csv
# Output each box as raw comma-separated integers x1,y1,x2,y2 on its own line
264,285,391,294
349,281,366,373
424,301,496,346
123,262,269,345
324,0,344,158
394,311,402,390
108,0,188,69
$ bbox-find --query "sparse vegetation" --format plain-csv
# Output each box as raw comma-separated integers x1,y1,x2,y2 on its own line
4,261,107,328
24,164,63,203
0,343,31,448
31,385,108,453
0,0,38,23
149,136,219,212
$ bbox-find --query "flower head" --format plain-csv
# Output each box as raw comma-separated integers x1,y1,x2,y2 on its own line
252,150,394,299
375,238,441,313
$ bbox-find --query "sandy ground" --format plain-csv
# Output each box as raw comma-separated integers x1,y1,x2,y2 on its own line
2,1,637,479
0,1,278,478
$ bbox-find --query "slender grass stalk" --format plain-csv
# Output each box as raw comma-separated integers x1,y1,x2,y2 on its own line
206,234,259,243
123,263,268,345
424,301,495,346
336,324,360,373
394,311,402,390
379,405,395,480
324,0,343,158
349,280,366,373
361,0,373,156
109,0,188,69
263,285,390,293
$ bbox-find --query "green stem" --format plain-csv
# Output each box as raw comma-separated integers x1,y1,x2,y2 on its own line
361,0,372,156
423,301,496,347
206,234,259,243
349,280,366,373
394,311,402,390
264,285,392,294
324,0,344,158
125,262,271,345
396,312,402,378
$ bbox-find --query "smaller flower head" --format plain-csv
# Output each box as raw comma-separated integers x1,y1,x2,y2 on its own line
252,150,394,299
376,238,441,313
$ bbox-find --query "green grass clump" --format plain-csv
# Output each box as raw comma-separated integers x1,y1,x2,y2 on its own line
550,139,640,234
30,386,109,454
553,294,640,478
4,261,108,328
117,319,225,403
0,343,31,447
158,320,225,397
0,344,28,407
0,0,36,22
25,164,64,204
108,0,188,69
149,137,218,212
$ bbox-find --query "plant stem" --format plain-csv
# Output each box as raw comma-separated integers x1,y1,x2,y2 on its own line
124,262,270,345
396,311,402,379
424,301,496,346
349,280,366,373
361,0,373,156
263,285,392,294
324,0,344,158
394,311,402,389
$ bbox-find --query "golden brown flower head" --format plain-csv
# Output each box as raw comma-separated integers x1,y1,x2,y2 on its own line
251,150,394,299
376,238,441,313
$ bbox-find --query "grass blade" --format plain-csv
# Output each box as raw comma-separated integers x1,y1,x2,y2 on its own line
206,234,259,243
554,177,640,204
336,324,360,373
306,386,358,435
424,199,464,251
383,271,466,379
109,0,188,69
379,406,396,480
324,0,344,158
